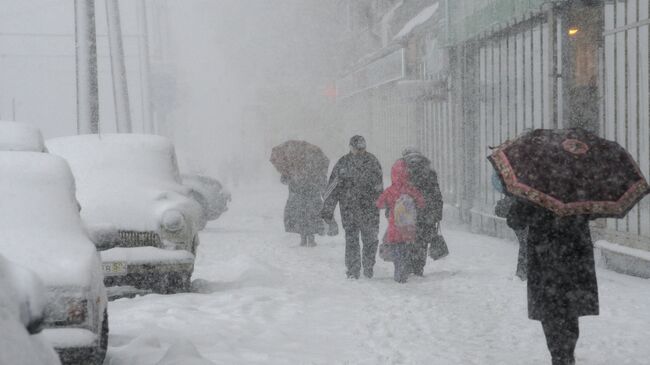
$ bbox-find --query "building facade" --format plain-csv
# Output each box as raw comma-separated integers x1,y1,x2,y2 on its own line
336,0,650,278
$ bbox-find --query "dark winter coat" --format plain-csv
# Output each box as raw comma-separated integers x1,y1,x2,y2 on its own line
403,153,443,226
322,151,383,230
506,200,599,321
283,173,326,235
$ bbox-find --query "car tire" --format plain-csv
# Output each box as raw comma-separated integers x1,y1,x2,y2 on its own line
94,309,109,364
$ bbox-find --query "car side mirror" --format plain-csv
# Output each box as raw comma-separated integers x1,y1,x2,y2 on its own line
86,224,121,250
26,316,44,335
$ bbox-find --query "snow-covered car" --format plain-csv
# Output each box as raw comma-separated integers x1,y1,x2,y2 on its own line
182,174,232,226
47,134,204,294
0,120,47,152
0,255,61,365
0,152,108,365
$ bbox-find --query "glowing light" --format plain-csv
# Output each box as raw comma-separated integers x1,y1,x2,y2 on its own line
568,28,580,36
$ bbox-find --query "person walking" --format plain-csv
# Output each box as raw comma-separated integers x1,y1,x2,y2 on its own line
376,159,425,283
281,171,327,247
271,140,329,247
506,200,598,365
401,148,443,276
321,135,383,279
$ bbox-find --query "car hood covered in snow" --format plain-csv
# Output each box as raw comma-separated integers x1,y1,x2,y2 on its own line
47,134,202,232
0,152,102,289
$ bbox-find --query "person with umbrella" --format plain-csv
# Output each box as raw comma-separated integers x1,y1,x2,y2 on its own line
321,135,383,279
401,147,443,276
271,140,329,247
490,128,650,365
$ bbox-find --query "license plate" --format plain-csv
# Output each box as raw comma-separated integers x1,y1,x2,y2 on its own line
102,262,127,276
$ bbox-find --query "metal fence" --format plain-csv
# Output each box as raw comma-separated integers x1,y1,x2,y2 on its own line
470,17,559,214
372,91,419,171
603,0,650,241
421,91,458,206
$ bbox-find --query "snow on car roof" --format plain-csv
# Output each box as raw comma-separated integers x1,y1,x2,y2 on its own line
47,134,181,184
47,134,200,231
0,121,46,152
0,152,100,288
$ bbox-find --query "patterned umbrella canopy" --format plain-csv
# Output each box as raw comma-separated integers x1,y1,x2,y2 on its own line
270,140,329,179
488,128,650,218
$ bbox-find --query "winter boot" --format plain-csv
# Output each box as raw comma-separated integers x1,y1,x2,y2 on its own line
412,266,424,277
363,267,373,279
552,358,575,365
346,270,360,280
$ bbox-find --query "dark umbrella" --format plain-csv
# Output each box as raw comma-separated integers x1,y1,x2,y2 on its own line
270,140,329,179
488,128,650,218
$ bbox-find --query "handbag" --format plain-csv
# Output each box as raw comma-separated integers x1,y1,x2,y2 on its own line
379,232,393,261
428,223,449,260
379,242,394,262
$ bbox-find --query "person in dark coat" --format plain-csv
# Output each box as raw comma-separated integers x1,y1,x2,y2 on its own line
282,171,327,247
321,135,383,279
506,200,599,365
401,148,443,276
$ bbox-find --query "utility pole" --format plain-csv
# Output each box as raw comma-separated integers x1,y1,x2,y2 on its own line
74,0,100,134
106,0,132,133
137,0,154,134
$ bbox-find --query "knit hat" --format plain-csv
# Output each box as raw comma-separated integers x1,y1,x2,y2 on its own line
349,135,366,150
401,146,422,157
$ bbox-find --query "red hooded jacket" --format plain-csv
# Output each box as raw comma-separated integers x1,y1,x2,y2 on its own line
376,159,425,243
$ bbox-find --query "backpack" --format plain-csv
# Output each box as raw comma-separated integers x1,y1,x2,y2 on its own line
393,193,418,240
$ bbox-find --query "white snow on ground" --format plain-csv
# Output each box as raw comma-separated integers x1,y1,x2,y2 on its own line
106,184,650,365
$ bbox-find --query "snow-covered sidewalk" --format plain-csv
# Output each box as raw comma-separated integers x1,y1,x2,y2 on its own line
105,185,650,365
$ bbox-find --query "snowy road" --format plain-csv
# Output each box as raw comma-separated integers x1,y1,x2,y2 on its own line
105,185,650,365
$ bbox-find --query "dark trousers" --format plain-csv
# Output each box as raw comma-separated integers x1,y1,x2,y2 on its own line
515,228,528,280
392,243,411,283
344,223,378,277
411,223,434,275
541,316,579,365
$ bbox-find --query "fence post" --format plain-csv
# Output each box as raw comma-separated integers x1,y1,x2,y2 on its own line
545,3,559,128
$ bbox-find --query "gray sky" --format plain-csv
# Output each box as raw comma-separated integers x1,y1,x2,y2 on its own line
0,0,344,181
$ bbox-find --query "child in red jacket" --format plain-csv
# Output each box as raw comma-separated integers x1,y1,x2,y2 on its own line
376,159,425,283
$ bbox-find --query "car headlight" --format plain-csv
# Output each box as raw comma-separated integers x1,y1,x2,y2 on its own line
162,210,185,232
